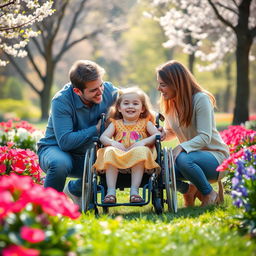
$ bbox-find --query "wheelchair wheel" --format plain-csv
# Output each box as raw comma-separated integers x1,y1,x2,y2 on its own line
163,147,178,213
81,148,95,213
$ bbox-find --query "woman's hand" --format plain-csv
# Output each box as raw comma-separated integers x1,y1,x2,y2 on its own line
111,140,127,151
158,126,166,141
172,145,184,161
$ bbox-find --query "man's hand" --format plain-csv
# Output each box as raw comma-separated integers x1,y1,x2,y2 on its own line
96,119,102,133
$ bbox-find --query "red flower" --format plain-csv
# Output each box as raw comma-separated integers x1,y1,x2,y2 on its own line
20,226,45,243
2,245,40,256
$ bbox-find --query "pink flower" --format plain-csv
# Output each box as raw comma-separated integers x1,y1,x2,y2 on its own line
0,163,6,173
2,245,40,256
20,226,45,243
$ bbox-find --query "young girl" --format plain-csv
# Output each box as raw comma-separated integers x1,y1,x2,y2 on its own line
93,87,161,204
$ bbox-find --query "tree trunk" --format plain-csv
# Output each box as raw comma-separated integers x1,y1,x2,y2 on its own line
188,52,195,74
40,50,55,121
232,0,253,125
232,35,252,124
223,59,232,113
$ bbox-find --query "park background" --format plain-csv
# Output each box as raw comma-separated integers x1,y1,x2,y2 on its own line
0,0,255,125
0,1,256,255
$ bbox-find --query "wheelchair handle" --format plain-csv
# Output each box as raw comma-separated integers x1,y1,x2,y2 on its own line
100,113,106,135
156,113,165,128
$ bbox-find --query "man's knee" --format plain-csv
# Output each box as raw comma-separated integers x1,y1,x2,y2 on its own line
48,157,73,176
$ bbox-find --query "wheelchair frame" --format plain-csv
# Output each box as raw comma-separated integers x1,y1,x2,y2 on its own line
81,114,177,215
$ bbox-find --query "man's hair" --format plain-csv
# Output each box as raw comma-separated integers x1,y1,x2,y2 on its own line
69,60,105,91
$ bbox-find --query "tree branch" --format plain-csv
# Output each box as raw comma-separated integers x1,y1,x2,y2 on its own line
51,1,69,39
0,0,15,9
5,54,41,95
54,30,101,63
25,45,44,82
231,0,239,8
31,37,46,58
207,0,236,32
215,2,239,15
60,0,88,54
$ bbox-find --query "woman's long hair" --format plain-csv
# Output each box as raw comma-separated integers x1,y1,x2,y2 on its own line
108,87,155,123
157,60,216,127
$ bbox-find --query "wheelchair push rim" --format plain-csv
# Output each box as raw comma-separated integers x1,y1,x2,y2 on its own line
163,147,178,213
81,148,95,213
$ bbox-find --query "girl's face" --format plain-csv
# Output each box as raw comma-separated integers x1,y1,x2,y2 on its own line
157,74,176,100
118,93,144,122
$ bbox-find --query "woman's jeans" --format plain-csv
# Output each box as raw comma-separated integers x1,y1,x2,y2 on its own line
175,151,219,195
38,146,86,196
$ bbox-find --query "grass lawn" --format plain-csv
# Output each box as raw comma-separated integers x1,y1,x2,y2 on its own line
75,192,255,256
33,113,255,255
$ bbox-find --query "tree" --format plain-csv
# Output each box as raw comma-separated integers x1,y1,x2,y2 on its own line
4,0,126,120
152,0,256,124
0,0,54,66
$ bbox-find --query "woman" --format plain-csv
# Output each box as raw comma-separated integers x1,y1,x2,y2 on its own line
156,60,229,207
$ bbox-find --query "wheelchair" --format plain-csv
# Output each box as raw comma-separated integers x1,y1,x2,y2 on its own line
81,114,178,215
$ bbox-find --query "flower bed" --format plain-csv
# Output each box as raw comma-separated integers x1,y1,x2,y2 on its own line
0,119,44,152
218,125,256,237
0,143,42,183
0,174,81,255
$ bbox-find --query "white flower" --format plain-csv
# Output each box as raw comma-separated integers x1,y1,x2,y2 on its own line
16,128,30,141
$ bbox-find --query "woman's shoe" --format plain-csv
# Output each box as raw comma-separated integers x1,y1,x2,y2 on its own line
200,190,219,207
103,194,116,204
183,184,198,207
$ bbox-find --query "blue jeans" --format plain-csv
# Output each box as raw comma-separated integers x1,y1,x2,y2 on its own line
175,151,219,195
38,146,85,196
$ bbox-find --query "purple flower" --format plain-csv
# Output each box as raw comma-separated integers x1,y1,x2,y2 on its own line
244,149,252,162
246,166,256,176
238,186,248,197
235,160,245,175
233,198,243,208
232,177,240,187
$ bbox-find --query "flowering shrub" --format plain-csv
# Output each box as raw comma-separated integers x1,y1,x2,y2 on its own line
218,126,256,190
220,125,256,154
0,174,81,255
230,148,256,237
0,119,44,152
0,143,42,183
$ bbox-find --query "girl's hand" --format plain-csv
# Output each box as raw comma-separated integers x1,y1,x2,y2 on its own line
172,145,184,161
111,141,127,151
127,141,146,150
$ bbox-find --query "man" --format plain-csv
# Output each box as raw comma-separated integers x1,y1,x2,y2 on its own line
37,60,118,208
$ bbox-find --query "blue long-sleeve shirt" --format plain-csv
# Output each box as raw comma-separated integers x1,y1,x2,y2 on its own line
37,82,118,154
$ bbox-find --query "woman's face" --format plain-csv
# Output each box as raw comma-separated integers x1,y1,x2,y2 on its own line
157,74,176,100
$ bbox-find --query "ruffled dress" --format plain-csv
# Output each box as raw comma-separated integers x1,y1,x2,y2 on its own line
93,118,160,174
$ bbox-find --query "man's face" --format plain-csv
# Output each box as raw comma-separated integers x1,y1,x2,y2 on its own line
74,78,104,106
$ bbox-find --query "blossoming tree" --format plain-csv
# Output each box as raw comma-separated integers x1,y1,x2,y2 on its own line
0,0,54,66
152,0,256,125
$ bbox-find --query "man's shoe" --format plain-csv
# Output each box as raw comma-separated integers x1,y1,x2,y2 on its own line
63,182,82,209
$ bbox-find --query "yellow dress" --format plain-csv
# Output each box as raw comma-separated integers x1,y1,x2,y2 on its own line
93,118,160,174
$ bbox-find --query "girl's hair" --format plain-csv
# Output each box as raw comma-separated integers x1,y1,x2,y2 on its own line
108,87,155,122
156,60,216,127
